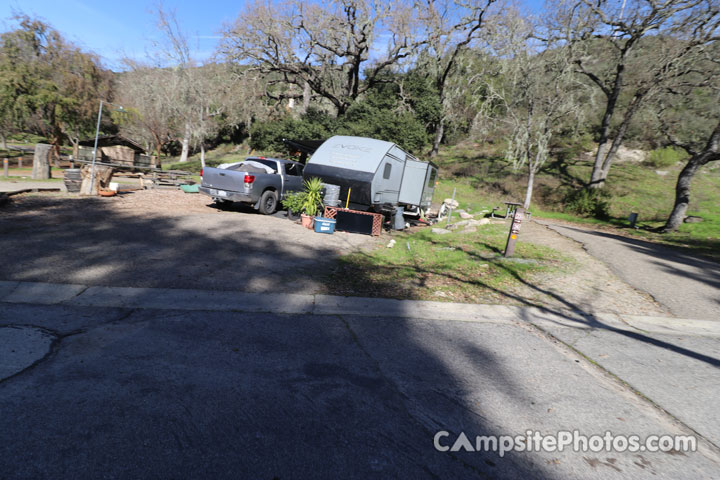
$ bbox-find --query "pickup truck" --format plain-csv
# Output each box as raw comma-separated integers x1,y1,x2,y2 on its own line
199,157,305,214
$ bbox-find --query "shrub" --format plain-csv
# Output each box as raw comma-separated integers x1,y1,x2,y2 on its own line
281,191,306,214
301,177,325,216
563,188,611,219
646,146,687,168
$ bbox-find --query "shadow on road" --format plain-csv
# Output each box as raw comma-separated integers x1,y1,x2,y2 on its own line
0,192,546,478
557,226,720,294
332,230,720,370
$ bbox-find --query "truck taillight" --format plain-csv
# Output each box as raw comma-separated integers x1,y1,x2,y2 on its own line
244,175,255,184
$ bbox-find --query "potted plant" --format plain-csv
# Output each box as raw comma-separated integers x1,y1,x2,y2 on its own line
300,177,324,229
281,191,306,221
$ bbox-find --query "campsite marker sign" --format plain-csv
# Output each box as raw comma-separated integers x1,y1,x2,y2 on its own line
504,207,525,257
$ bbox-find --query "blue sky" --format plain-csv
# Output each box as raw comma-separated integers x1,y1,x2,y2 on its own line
0,0,238,69
1,0,545,71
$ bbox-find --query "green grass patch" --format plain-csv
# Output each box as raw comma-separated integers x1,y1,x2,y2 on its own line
646,147,688,168
430,142,720,259
326,224,570,304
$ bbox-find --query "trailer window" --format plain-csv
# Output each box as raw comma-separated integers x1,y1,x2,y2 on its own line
383,163,392,179
427,168,437,187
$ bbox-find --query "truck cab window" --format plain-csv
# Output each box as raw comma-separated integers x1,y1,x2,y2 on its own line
285,163,303,176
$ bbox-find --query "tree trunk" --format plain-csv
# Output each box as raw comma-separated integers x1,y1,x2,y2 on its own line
152,132,162,169
302,81,311,114
51,122,63,168
79,164,114,196
430,118,445,158
0,132,7,151
179,123,191,162
588,63,626,189
71,138,80,161
32,143,52,180
589,90,645,188
524,166,535,210
662,121,720,232
200,144,206,168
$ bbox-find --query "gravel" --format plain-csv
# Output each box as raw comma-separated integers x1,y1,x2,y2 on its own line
0,190,379,293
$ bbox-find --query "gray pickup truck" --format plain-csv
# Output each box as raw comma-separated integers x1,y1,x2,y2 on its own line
199,157,305,214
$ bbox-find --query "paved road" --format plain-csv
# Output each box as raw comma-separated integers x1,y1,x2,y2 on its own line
0,180,62,193
543,223,720,321
1,282,719,479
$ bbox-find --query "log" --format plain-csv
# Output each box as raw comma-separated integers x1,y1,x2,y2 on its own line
79,165,114,196
32,144,52,180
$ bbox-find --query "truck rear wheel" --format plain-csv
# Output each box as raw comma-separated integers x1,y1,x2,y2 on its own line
259,190,278,215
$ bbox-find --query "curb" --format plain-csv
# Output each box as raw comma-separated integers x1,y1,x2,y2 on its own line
1,280,718,337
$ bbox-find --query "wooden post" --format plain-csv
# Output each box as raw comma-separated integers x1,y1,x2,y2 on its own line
18,156,23,169
3,158,8,178
504,207,526,258
32,144,52,180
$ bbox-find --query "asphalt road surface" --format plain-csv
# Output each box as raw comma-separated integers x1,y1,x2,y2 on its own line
543,223,720,321
1,296,719,479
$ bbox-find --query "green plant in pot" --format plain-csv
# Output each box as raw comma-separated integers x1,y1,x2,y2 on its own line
281,191,306,221
300,177,324,228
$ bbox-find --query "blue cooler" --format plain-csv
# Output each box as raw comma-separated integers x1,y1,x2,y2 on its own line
314,217,336,234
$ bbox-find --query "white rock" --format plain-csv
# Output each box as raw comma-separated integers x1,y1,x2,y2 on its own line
459,211,474,219
432,228,452,235
468,218,490,226
386,239,396,248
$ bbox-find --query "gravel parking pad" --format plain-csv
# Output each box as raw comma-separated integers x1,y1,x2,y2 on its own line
0,190,378,292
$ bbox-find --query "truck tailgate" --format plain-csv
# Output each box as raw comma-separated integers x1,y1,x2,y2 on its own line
202,167,246,191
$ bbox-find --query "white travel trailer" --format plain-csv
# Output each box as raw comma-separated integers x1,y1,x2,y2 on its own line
302,136,438,216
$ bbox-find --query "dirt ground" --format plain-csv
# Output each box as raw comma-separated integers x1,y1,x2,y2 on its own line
0,189,379,293
516,221,669,316
0,189,669,316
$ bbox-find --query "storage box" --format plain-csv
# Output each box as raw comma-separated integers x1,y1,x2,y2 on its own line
314,217,336,234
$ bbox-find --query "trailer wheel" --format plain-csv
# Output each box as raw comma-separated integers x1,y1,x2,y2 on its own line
259,190,278,215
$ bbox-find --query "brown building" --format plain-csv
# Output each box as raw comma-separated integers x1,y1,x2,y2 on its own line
78,135,153,168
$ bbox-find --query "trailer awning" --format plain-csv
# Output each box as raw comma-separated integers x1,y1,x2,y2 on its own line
283,139,325,155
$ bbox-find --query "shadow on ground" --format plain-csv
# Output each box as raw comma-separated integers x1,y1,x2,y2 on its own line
0,192,548,478
0,193,351,292
558,226,720,294
332,231,720,370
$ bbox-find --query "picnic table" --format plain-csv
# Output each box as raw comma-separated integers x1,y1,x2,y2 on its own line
492,201,523,219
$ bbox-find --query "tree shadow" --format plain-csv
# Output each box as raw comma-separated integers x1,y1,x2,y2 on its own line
552,226,720,294
334,231,720,371
0,191,548,478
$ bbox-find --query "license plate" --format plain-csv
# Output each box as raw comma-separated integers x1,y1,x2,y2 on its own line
217,190,228,197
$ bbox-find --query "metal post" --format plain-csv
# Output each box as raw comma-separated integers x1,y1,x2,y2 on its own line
89,100,104,195
3,158,8,178
446,187,456,227
628,212,638,228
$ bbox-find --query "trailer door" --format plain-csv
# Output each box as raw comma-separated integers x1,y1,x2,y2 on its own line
398,159,428,206
372,150,405,205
